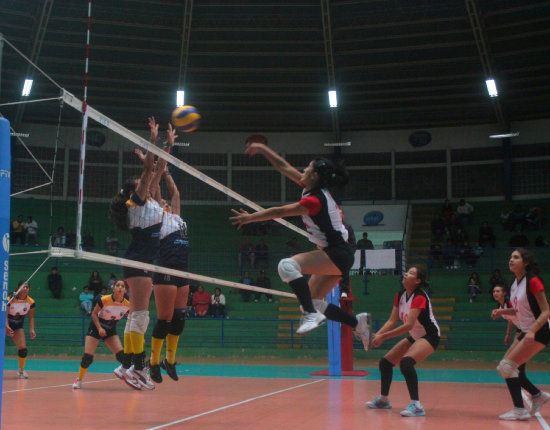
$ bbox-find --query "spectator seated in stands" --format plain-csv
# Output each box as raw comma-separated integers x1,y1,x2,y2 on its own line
478,221,496,248
239,271,253,302
509,231,529,248
510,204,526,232
107,273,117,288
82,229,95,251
79,286,94,315
11,215,26,245
467,272,482,303
255,239,269,268
105,230,119,256
52,226,66,248
431,214,445,242
456,198,474,225
254,270,273,303
88,271,104,295
499,206,513,231
65,229,76,248
210,287,226,318
192,284,211,317
488,269,505,298
443,239,457,269
238,238,255,268
457,240,477,267
94,286,108,306
24,216,38,246
429,242,443,269
525,206,545,230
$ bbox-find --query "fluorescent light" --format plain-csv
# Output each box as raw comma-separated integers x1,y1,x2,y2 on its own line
324,141,351,147
490,132,519,139
22,79,33,97
485,79,498,97
176,90,185,107
328,90,338,108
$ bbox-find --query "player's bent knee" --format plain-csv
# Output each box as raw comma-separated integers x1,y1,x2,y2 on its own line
115,350,125,363
168,310,185,336
312,299,328,313
379,357,394,370
152,319,170,339
399,356,416,374
278,258,302,283
81,353,94,368
497,359,518,379
18,348,28,358
129,310,149,334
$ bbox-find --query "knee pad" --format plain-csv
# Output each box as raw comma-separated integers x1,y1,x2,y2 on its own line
278,258,302,283
399,356,416,375
379,357,394,371
152,319,170,339
312,299,328,313
497,359,519,379
18,348,28,358
168,309,186,336
115,350,125,364
129,310,149,335
80,353,94,368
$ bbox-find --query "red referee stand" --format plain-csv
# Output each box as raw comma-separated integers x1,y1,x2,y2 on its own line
311,284,369,377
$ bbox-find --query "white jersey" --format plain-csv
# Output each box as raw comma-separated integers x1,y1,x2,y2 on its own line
501,300,519,328
160,212,187,240
126,194,164,229
510,275,548,333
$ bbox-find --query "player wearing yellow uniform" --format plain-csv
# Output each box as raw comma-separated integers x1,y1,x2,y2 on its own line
73,280,130,389
6,281,36,378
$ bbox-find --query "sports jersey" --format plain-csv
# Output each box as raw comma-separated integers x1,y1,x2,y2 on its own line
510,275,549,333
7,295,35,322
299,188,348,248
160,212,188,241
97,294,130,329
394,288,440,340
154,212,190,286
500,299,520,328
124,192,163,264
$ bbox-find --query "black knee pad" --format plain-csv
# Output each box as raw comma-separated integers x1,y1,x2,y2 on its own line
115,350,125,364
81,353,94,368
152,319,171,339
18,348,28,358
399,356,416,376
379,357,394,371
168,310,186,336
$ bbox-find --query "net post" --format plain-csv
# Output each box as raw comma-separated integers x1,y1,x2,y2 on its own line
0,116,12,418
326,286,342,376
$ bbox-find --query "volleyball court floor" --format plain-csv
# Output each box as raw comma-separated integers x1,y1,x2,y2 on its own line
2,357,550,430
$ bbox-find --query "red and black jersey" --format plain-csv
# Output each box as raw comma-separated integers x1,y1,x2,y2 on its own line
394,288,440,339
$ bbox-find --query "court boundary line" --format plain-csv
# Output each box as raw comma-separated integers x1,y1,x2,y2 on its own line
2,377,118,394
145,379,326,430
522,391,550,430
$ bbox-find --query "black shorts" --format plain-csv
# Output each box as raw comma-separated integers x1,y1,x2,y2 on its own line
407,334,440,350
153,271,189,288
323,242,355,278
124,266,153,279
518,325,550,346
8,317,25,331
86,321,118,340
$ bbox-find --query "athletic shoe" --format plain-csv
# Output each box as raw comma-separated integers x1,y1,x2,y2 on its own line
340,292,348,298
400,402,426,417
531,392,550,414
354,312,372,351
72,378,82,389
115,365,141,390
113,365,125,379
160,358,179,381
499,407,530,421
127,365,155,390
296,311,326,334
365,396,392,409
149,363,162,384
17,369,28,379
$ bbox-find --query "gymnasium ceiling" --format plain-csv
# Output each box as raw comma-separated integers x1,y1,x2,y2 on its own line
1,0,550,135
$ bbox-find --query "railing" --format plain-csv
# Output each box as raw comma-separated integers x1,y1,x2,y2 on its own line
28,315,550,353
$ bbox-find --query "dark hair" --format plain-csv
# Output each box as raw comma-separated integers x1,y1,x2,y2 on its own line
414,266,427,287
311,157,349,189
109,177,138,231
515,247,541,278
15,280,30,298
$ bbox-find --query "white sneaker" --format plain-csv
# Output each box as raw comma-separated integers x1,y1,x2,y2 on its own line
499,407,530,421
113,365,125,379
400,402,426,417
296,311,326,334
354,312,372,351
72,378,82,389
340,292,348,298
117,366,141,390
531,392,550,414
127,365,155,390
365,396,392,409
17,369,28,379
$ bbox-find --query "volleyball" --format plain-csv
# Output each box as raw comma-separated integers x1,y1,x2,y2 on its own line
171,105,201,132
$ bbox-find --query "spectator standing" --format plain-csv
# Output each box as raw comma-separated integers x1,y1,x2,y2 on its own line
25,216,38,246
88,271,104,295
192,284,211,317
79,286,95,315
479,221,496,248
356,232,374,274
107,273,118,288
239,271,253,302
11,215,26,245
238,238,255,268
255,239,269,268
254,270,273,302
210,287,226,318
82,229,95,251
467,272,482,303
47,266,63,299
456,199,474,225
105,230,119,256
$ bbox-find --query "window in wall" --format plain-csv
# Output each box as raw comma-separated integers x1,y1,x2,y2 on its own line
512,160,550,195
452,163,504,198
396,167,446,199
346,169,392,200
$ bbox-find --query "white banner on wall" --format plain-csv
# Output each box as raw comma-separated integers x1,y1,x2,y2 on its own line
341,204,408,232
352,249,396,270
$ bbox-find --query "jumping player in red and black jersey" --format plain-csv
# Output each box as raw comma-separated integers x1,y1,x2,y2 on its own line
366,266,440,418
492,248,550,421
230,142,371,345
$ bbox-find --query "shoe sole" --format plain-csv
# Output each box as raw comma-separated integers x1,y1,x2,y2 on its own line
366,404,391,409
401,412,426,417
